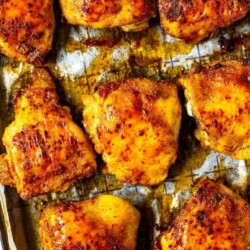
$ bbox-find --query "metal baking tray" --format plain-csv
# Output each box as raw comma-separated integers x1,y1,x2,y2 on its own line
0,12,249,250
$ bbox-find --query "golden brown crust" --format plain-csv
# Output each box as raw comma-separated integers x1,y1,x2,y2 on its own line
0,0,55,65
180,60,250,159
39,195,141,250
0,154,14,187
1,69,97,199
159,0,250,43
155,178,250,250
82,78,182,185
59,0,156,31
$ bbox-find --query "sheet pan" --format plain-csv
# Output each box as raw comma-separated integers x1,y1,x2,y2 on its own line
0,15,249,250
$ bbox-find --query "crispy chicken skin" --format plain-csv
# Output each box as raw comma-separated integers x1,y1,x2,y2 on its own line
159,0,250,43
39,194,140,250
0,69,96,200
82,79,182,186
0,0,55,65
59,0,156,32
180,60,250,160
155,178,250,250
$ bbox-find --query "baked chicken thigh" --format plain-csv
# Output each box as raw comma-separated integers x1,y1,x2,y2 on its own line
82,78,182,186
159,0,250,43
39,194,140,250
155,178,250,250
180,60,250,159
0,0,55,65
59,0,157,32
0,69,96,200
